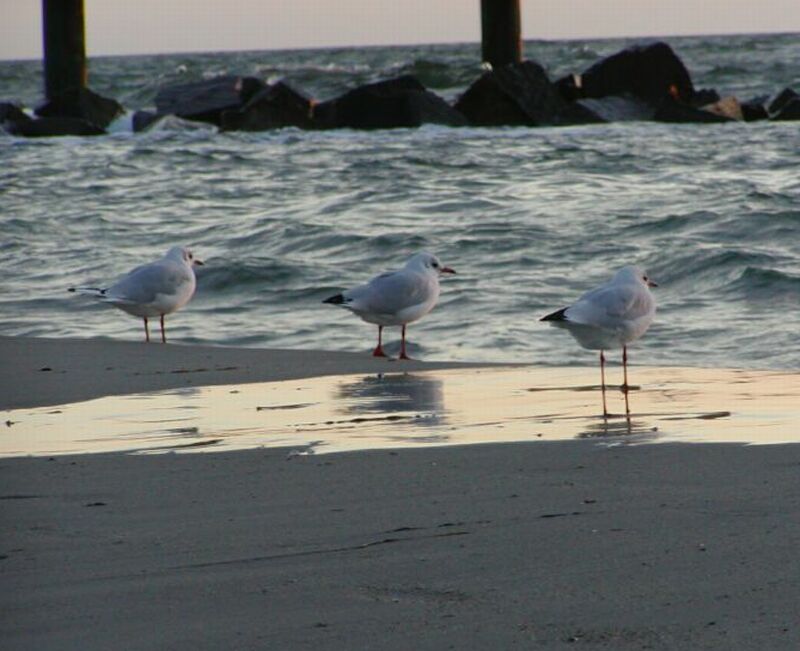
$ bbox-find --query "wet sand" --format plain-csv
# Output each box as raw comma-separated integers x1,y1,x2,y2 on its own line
3,366,799,456
2,336,800,650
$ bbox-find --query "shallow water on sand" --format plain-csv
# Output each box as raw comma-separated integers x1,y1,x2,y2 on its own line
3,366,798,457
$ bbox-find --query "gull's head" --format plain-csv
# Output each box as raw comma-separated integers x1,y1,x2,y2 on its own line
615,265,657,288
407,252,456,276
167,246,204,267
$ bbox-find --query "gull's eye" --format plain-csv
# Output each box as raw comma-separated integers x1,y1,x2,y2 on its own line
188,252,193,260
432,261,439,268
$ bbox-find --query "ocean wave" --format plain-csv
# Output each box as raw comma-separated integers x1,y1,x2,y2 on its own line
657,249,779,289
723,266,800,301
620,212,711,236
257,62,373,76
199,262,289,290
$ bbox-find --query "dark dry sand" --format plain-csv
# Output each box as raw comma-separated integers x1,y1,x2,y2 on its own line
0,336,497,410
2,337,800,650
4,444,800,650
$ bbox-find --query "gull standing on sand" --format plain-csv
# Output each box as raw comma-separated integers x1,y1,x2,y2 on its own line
69,246,204,343
323,251,456,359
541,265,657,417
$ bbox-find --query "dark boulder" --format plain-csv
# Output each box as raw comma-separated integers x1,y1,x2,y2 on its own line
653,98,733,124
689,88,721,107
575,94,656,122
767,88,798,114
455,71,530,126
132,110,163,133
0,102,32,132
771,98,800,121
313,75,467,130
9,117,105,137
154,76,265,126
35,87,123,129
554,74,584,103
740,96,768,122
768,88,800,121
221,81,313,131
557,42,695,105
7,94,107,136
455,60,602,127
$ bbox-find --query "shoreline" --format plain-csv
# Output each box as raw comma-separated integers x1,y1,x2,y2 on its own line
3,336,798,458
0,335,503,410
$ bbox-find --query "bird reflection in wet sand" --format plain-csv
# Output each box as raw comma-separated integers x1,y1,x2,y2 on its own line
541,265,657,418
335,373,446,429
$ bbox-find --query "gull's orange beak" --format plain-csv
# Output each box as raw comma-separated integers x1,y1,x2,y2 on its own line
194,259,205,266
441,266,456,275
647,279,657,288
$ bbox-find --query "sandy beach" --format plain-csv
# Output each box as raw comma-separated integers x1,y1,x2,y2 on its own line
2,336,800,650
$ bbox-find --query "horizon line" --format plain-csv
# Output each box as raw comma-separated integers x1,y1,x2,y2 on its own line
1,29,798,63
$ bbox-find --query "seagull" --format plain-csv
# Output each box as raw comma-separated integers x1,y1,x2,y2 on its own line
323,252,456,359
69,246,203,343
541,265,657,417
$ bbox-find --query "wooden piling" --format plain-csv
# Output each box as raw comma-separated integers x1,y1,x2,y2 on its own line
480,0,522,67
42,0,87,99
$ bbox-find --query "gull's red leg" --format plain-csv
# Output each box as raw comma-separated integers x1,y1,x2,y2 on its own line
622,345,630,416
399,325,411,360
600,350,608,418
143,317,150,343
622,345,629,392
372,325,387,357
624,385,631,418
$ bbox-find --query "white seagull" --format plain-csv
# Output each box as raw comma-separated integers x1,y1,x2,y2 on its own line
541,265,657,417
323,251,456,359
69,246,204,343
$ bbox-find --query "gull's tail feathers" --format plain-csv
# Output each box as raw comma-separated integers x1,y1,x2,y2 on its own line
540,307,569,322
323,293,346,305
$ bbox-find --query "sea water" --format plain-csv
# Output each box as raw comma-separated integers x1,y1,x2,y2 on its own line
1,35,799,368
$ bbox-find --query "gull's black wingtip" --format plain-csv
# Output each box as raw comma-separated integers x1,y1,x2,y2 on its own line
68,286,106,296
323,293,345,305
540,307,568,322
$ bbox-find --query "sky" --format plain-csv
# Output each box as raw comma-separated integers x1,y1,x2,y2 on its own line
1,0,799,60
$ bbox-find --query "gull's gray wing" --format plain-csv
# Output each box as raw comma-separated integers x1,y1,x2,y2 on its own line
568,283,652,327
346,270,430,315
105,261,189,305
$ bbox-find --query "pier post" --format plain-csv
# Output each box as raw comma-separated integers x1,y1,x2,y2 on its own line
42,0,87,99
480,0,522,67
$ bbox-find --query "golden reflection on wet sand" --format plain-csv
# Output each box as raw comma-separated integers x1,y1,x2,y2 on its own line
2,366,798,457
